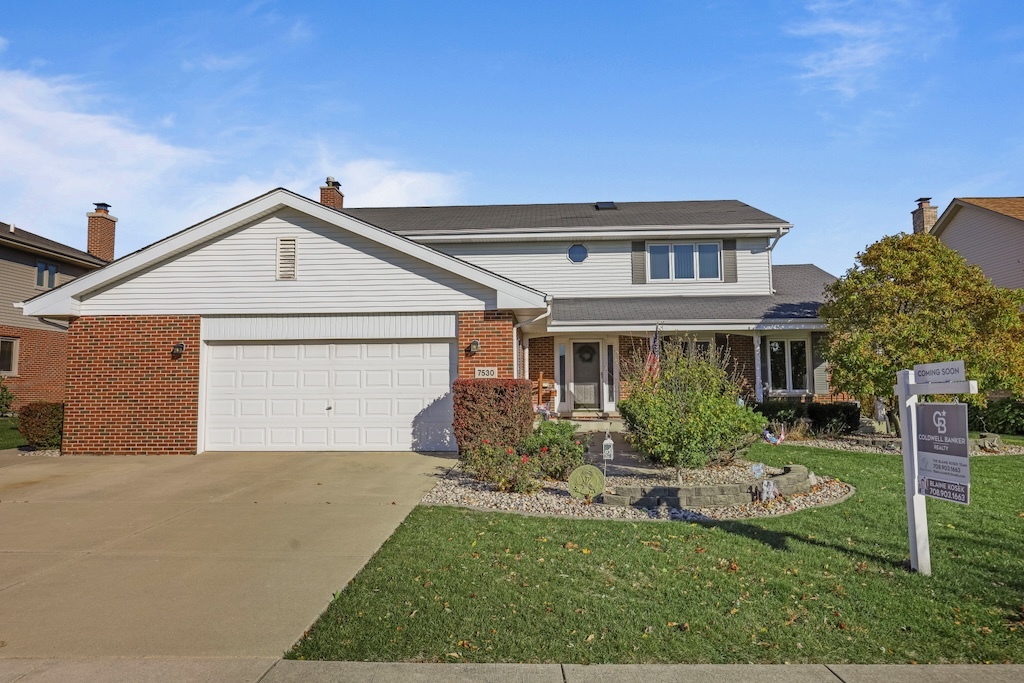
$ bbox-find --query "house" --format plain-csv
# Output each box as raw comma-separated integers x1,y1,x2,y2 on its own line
915,196,1024,290
1,206,113,409
21,179,835,455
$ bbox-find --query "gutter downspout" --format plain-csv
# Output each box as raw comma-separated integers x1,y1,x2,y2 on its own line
513,301,552,379
766,228,785,294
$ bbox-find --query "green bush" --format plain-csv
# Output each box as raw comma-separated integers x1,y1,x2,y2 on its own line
619,342,766,479
753,400,806,426
968,397,1024,435
461,442,541,494
452,379,534,454
806,402,861,435
0,377,12,416
17,401,64,449
520,420,589,481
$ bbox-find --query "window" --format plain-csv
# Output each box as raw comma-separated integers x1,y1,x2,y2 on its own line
36,261,58,289
567,243,588,263
648,242,720,281
0,338,16,375
766,338,808,393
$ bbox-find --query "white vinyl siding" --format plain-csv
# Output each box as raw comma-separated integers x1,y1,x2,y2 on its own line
438,237,771,297
939,205,1024,290
80,209,495,315
202,313,457,342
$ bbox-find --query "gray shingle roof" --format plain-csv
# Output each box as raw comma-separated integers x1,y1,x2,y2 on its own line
341,200,788,235
551,265,836,324
0,222,108,267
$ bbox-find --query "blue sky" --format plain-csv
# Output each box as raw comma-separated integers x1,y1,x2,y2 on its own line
1,1,1022,276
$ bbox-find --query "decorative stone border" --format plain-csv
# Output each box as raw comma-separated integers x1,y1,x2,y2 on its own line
600,465,815,508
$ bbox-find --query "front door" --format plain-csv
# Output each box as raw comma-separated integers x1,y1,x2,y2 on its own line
572,342,601,409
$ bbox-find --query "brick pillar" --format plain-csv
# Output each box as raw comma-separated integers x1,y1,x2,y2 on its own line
457,311,514,378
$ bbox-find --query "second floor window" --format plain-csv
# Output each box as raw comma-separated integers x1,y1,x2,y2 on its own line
36,261,58,289
648,242,721,281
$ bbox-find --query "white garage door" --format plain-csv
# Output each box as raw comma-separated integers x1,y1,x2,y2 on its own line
204,341,456,451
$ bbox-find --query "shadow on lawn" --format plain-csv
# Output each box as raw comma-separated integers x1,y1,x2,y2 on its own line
695,517,907,571
697,517,1024,602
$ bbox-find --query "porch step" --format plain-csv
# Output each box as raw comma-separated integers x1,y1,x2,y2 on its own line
567,413,625,433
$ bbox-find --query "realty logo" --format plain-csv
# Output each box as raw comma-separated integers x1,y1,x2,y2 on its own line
933,409,947,434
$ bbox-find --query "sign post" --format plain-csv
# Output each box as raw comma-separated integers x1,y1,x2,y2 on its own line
894,361,977,576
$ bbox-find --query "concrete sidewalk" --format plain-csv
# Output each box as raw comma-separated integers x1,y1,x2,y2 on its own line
1,659,1022,682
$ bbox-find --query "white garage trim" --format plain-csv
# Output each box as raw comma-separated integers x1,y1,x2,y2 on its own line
202,313,457,341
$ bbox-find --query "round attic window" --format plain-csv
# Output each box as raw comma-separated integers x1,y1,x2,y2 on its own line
567,243,588,263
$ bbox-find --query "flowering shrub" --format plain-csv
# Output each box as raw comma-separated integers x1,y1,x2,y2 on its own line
461,442,541,494
619,340,765,480
519,420,589,481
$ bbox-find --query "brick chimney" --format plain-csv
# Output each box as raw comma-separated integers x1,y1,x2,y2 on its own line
87,203,117,261
319,176,344,210
911,197,937,234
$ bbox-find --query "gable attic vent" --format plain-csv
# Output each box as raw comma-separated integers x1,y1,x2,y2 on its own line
276,237,297,280
595,201,618,210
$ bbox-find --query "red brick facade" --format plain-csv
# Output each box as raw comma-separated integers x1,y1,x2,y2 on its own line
526,336,554,381
716,333,757,399
457,310,515,379
0,324,68,409
86,211,116,262
63,316,201,456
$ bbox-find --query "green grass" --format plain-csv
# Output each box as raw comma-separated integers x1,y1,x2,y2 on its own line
289,443,1024,664
0,417,25,450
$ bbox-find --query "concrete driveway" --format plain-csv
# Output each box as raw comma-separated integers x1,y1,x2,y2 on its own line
0,449,452,658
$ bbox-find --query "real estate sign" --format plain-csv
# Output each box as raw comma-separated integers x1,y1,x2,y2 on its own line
915,403,970,505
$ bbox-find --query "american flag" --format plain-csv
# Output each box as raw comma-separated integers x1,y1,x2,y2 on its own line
643,326,661,383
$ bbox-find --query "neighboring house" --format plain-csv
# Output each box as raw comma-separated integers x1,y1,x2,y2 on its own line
1,206,113,408
21,180,835,455
914,196,1024,290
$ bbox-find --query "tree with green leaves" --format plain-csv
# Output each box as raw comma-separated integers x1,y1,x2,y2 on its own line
819,232,1024,431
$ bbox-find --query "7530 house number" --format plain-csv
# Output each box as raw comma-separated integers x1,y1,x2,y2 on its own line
474,367,498,378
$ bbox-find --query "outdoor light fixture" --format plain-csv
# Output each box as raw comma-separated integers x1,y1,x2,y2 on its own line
467,339,481,354
171,343,185,359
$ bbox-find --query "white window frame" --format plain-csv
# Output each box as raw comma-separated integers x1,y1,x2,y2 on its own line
764,336,811,395
646,241,722,282
0,337,18,376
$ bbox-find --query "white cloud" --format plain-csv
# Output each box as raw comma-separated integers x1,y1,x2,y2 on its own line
789,1,952,97
337,160,462,207
0,69,462,257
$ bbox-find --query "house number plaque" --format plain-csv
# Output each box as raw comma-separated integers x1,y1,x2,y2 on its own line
474,367,497,378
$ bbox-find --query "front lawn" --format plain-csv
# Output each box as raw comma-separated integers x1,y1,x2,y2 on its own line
0,417,26,450
289,443,1024,664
